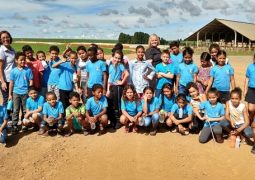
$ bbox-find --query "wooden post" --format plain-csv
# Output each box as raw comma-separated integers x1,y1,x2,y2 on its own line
197,31,200,48
234,31,237,48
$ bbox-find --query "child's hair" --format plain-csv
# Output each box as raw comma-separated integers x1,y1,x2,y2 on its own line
98,47,104,53
49,45,60,53
200,52,211,62
209,43,220,52
46,91,57,99
169,41,179,48
114,43,124,51
143,86,154,94
183,47,194,57
22,45,33,53
161,49,170,56
36,51,46,59
112,50,124,63
87,46,97,55
90,43,98,49
69,91,80,100
186,82,199,93
92,84,103,92
15,52,25,60
207,88,219,97
230,87,242,99
217,50,227,57
0,30,13,44
69,51,78,57
148,34,160,47
122,84,139,102
176,93,187,103
77,45,86,52
28,86,37,93
136,45,145,52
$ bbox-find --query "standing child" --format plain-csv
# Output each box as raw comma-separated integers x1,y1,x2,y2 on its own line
36,51,49,97
86,84,108,135
23,87,45,131
48,45,61,100
107,50,129,117
196,52,212,94
208,43,220,66
0,105,8,144
195,88,225,143
220,88,255,152
86,47,107,97
206,50,235,104
129,45,155,97
9,52,33,134
169,41,183,70
169,93,193,135
159,83,175,126
176,47,198,95
120,84,142,133
22,45,44,92
244,53,255,124
97,47,106,61
65,92,88,137
52,51,78,110
141,86,160,136
155,50,174,97
39,92,64,136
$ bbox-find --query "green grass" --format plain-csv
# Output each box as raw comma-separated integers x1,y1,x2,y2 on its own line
12,43,131,55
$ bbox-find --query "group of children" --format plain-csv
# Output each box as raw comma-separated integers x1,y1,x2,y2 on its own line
0,40,255,154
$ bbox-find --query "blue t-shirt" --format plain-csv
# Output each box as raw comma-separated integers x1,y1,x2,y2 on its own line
246,63,255,88
42,63,51,88
170,53,183,73
86,96,108,116
108,63,125,84
86,60,106,88
121,99,142,116
177,62,198,86
58,61,77,91
10,67,33,94
155,63,175,90
42,101,64,118
48,58,61,86
158,94,175,112
141,97,160,113
26,95,45,111
199,101,225,127
210,64,234,91
171,103,193,115
0,106,8,129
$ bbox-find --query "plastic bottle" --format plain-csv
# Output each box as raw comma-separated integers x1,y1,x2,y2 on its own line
235,136,241,149
178,108,183,118
7,100,13,111
90,122,96,130
159,110,165,123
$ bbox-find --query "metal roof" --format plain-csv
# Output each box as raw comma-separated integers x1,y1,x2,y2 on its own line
185,18,255,41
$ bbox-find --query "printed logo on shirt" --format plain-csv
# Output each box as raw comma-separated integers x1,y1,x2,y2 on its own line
226,69,230,75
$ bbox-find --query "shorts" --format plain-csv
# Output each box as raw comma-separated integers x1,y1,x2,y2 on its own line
245,87,255,104
41,119,65,129
218,91,230,104
173,113,190,128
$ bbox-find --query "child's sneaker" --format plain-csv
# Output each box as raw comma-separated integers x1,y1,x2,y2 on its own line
251,145,255,154
38,128,46,135
11,126,19,135
41,131,49,137
22,126,29,132
83,129,89,136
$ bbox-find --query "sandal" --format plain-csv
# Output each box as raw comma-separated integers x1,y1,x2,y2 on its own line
124,125,130,133
132,125,138,133
64,131,73,137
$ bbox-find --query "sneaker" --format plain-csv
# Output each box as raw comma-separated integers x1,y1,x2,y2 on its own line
150,127,157,136
42,131,49,137
251,145,255,154
11,126,19,135
215,135,224,143
83,129,89,136
22,126,29,132
170,127,178,133
38,128,46,135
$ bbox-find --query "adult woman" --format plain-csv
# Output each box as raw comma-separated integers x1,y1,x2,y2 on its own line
145,34,161,67
0,30,15,105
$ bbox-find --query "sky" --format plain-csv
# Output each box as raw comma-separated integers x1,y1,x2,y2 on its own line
0,0,254,40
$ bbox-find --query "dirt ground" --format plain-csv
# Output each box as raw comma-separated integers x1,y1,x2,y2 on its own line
0,54,255,180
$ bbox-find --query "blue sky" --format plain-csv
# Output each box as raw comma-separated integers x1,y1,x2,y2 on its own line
0,0,254,40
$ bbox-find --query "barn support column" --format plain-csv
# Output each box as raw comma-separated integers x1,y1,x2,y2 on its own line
234,31,237,48
212,33,214,43
249,40,251,51
204,33,207,46
196,31,200,47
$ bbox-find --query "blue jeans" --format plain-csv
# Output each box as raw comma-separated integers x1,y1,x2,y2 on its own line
144,113,159,127
220,120,254,138
0,128,7,144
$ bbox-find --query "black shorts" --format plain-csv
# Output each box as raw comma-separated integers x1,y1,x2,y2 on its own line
245,87,255,104
218,91,230,104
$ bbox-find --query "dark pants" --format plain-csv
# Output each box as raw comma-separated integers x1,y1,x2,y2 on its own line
59,89,72,110
199,124,222,143
87,88,93,98
12,93,28,126
109,85,124,116
0,82,9,105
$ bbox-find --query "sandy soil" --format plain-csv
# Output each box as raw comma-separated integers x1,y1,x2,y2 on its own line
0,55,255,180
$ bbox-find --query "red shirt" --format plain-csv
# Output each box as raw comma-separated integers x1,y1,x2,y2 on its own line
26,58,44,90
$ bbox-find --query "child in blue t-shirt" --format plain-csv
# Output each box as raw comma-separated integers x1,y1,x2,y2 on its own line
159,83,175,125
23,87,45,131
195,88,225,143
0,105,8,144
86,47,107,97
176,47,198,94
155,50,174,97
120,84,142,133
52,51,78,110
141,86,160,136
86,84,108,135
39,92,64,136
169,93,193,135
206,50,235,104
47,46,61,100
9,52,33,134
